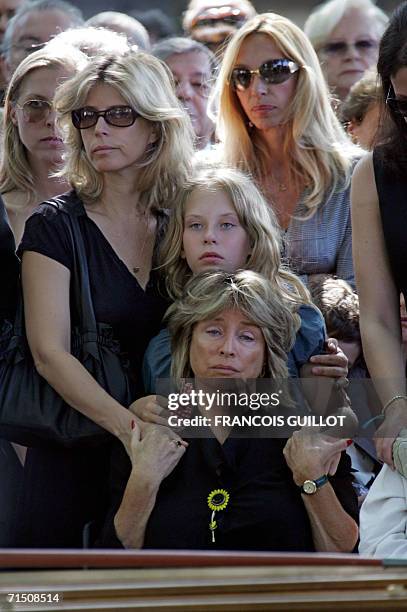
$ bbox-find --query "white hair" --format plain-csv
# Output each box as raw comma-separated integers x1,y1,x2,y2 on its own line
304,0,388,50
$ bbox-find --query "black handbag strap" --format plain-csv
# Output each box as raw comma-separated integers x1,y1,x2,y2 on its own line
47,199,98,334
14,195,98,336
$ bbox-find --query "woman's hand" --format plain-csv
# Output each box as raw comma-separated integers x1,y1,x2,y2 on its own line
114,424,188,549
375,401,407,467
283,429,349,485
129,423,188,486
129,395,169,426
309,338,349,379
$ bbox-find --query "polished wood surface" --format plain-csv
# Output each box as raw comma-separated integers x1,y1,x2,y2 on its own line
0,549,380,569
1,551,407,611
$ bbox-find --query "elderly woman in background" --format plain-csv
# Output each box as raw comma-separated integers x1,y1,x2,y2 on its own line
304,0,388,106
16,50,193,547
152,37,216,150
100,270,358,552
212,12,359,286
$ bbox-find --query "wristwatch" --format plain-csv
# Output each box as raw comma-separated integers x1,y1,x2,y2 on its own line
300,475,329,495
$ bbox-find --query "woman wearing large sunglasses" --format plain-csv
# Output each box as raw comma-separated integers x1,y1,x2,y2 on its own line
352,2,407,468
211,12,359,292
15,50,194,547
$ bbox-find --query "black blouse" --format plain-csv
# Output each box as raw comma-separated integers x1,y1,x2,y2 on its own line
99,436,358,551
18,190,169,387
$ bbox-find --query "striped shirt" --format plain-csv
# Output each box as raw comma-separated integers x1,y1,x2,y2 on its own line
282,180,354,287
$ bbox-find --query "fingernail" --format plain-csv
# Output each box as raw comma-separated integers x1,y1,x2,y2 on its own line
131,420,135,430
312,367,320,374
346,439,353,447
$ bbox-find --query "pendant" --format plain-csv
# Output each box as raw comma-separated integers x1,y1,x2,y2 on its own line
207,489,230,544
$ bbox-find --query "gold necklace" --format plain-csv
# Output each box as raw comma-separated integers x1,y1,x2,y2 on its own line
270,174,288,192
132,212,155,276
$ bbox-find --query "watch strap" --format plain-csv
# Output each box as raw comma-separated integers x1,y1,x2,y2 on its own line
300,474,329,494
314,475,329,488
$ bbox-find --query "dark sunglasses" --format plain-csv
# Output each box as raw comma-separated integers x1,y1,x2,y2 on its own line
321,39,378,56
191,6,245,29
230,59,300,91
71,105,139,130
16,99,53,123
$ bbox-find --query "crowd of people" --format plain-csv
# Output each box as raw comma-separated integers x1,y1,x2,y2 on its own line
0,0,406,557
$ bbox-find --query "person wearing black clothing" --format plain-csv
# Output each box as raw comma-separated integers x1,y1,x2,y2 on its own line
101,272,358,552
352,1,407,468
0,195,18,323
0,195,23,547
101,435,358,551
16,51,193,547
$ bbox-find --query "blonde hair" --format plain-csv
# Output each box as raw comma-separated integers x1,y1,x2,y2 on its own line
54,50,194,208
167,270,298,381
212,12,359,215
304,0,388,51
159,164,311,308
0,44,88,207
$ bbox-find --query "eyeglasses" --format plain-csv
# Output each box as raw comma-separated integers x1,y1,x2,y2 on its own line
16,99,53,123
230,59,300,91
386,86,407,118
71,105,139,130
191,6,246,29
320,39,378,56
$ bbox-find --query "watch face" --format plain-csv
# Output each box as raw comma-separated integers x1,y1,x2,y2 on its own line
302,480,317,495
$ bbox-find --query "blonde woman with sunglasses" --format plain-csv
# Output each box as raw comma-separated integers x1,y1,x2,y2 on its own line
13,50,193,547
0,44,88,244
211,13,359,286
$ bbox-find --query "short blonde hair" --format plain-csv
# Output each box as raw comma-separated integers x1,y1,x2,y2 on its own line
54,50,195,208
0,44,88,206
167,270,298,381
304,0,388,51
159,164,311,308
212,12,358,216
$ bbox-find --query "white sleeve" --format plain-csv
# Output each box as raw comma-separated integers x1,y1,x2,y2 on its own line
359,464,407,558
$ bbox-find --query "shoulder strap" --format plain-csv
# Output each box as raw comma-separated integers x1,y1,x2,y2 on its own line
33,192,97,334
61,210,98,334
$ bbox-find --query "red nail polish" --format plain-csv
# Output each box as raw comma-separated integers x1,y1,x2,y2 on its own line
346,439,353,447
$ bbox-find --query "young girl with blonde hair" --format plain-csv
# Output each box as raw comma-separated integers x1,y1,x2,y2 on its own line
133,165,348,423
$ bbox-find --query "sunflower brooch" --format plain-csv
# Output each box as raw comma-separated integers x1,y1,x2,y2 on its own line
207,489,230,543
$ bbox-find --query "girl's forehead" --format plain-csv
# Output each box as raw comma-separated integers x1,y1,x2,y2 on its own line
185,186,234,209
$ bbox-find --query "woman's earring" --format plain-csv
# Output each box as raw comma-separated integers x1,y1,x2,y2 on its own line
248,120,254,129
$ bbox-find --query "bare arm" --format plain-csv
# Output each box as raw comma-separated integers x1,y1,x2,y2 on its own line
351,153,407,464
22,251,134,452
283,432,358,553
300,482,358,552
114,425,187,548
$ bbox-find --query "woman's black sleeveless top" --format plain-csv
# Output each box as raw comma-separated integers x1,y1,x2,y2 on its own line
373,147,407,298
